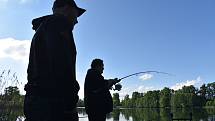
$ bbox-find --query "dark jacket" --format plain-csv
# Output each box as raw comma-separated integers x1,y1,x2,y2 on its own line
25,15,79,107
84,69,113,114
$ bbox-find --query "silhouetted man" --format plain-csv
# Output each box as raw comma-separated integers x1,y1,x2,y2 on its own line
24,0,85,121
84,59,121,121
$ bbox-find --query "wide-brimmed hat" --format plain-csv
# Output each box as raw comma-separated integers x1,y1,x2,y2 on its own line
53,0,86,17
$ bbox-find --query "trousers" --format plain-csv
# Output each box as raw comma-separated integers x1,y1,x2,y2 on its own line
87,112,106,121
24,95,78,121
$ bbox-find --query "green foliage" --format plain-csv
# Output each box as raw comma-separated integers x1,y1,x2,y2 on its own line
206,99,215,106
120,82,214,108
121,94,133,108
199,84,207,97
178,85,197,94
206,82,215,100
0,70,23,107
112,93,120,107
159,87,171,108
0,86,24,107
142,90,160,108
112,109,120,121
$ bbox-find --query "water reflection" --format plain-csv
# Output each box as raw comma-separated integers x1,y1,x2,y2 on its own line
1,107,215,121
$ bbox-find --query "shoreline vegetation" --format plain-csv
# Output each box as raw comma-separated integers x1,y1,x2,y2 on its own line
0,82,214,108
0,84,214,121
0,70,214,108
78,82,215,109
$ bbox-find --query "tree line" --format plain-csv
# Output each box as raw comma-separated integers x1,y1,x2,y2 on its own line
0,86,24,107
0,83,214,108
76,82,215,108
113,82,215,108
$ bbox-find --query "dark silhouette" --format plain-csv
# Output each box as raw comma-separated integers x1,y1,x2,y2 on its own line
84,59,121,121
24,0,85,121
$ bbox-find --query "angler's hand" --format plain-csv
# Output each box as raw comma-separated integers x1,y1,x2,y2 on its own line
113,78,121,84
108,78,120,88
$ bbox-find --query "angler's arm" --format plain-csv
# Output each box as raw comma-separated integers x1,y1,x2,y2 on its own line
91,79,120,93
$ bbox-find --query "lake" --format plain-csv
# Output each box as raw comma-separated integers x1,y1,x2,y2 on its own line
1,107,215,121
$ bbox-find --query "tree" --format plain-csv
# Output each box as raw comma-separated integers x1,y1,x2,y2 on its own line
159,87,171,108
180,85,197,94
113,93,120,107
132,92,141,100
132,92,142,107
121,94,133,108
199,84,207,97
143,91,160,108
0,70,19,94
4,86,20,102
206,82,215,100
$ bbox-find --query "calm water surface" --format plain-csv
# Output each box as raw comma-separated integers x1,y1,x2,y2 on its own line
1,107,215,121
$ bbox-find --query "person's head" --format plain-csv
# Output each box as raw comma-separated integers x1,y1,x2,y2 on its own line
52,0,86,26
91,59,104,74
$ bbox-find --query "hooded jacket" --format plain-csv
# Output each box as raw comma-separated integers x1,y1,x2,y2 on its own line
84,69,113,114
26,14,79,104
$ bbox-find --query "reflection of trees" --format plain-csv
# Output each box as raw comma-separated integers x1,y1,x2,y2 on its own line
192,108,208,121
119,108,213,121
171,107,209,121
120,108,131,120
120,108,160,121
77,107,87,116
206,107,215,115
112,109,120,121
141,108,160,121
160,108,171,121
172,108,192,120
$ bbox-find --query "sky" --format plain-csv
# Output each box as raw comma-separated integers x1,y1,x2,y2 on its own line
0,0,214,99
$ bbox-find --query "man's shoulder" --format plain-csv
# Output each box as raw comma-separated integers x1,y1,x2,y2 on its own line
48,15,67,23
87,69,98,74
45,15,70,30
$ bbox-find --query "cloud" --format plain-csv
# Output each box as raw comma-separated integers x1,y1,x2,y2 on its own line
137,85,154,92
139,73,153,81
0,38,30,62
117,85,155,99
171,76,202,90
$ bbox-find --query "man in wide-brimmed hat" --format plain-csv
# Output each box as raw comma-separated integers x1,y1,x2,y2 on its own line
24,0,85,121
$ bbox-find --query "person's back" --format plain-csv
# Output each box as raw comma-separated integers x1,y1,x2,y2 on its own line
26,14,78,97
24,0,86,121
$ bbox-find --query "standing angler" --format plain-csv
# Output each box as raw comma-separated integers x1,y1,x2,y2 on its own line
24,0,85,121
84,59,122,121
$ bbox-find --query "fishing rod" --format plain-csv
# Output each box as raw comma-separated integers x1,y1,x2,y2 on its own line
112,71,173,91
119,71,173,81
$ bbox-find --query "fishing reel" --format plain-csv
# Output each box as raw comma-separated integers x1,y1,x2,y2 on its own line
113,83,122,91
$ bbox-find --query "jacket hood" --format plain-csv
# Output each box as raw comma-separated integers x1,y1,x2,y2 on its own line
32,15,52,30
